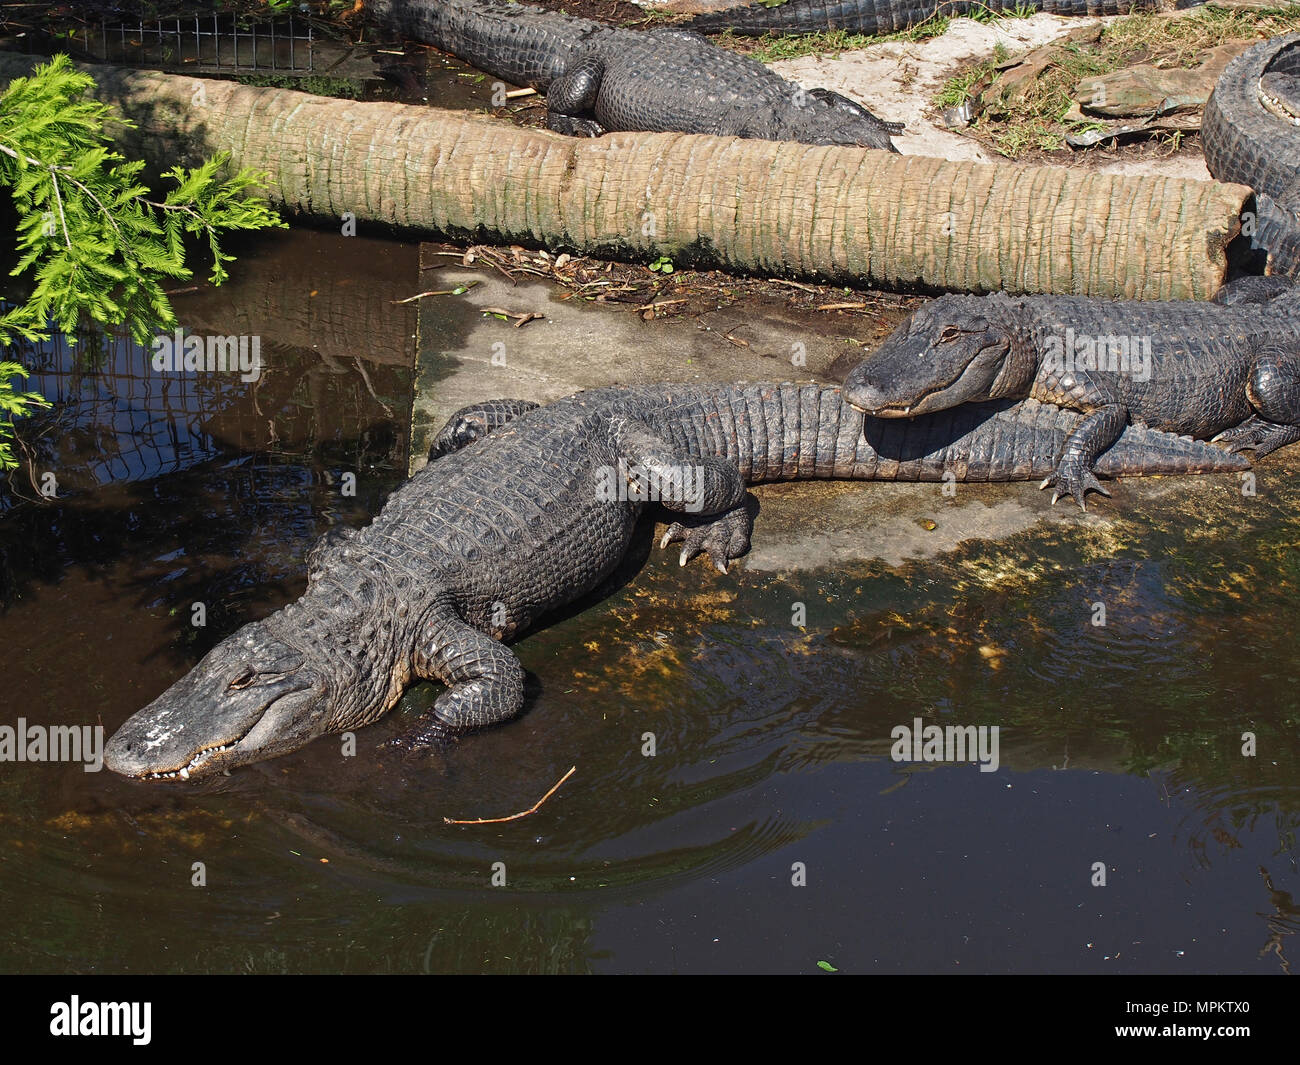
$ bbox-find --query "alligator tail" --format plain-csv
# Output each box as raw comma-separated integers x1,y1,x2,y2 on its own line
688,0,959,37
365,0,599,91
687,0,1196,38
690,384,1248,483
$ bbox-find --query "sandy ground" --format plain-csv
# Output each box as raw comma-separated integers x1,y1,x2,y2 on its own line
764,14,1214,179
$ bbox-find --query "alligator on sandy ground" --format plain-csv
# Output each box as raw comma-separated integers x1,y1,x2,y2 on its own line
364,0,902,149
686,0,1204,37
843,278,1300,508
1204,32,1300,277
104,384,1245,781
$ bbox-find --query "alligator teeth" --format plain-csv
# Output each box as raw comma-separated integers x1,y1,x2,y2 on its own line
144,740,235,780
1258,88,1300,127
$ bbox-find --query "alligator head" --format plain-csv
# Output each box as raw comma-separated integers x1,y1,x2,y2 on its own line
844,293,1030,417
104,570,409,782
104,620,336,780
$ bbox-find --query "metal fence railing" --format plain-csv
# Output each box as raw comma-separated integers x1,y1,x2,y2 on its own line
70,13,318,75
2,10,325,76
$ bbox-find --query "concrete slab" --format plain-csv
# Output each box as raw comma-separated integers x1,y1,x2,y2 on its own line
410,261,896,468
768,16,1093,163
409,248,1272,575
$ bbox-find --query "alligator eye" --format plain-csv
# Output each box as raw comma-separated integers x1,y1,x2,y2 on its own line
938,326,962,343
228,669,257,691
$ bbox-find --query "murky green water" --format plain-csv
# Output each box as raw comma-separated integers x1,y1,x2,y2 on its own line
0,229,1296,974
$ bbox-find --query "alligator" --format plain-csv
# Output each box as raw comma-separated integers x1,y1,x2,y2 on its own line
362,0,902,149
1204,33,1300,277
685,0,1202,37
103,383,1246,781
842,282,1300,508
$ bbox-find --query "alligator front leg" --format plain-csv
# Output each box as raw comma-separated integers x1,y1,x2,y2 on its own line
546,53,607,137
1040,404,1126,510
428,399,540,460
607,415,751,572
397,607,526,748
1211,275,1296,306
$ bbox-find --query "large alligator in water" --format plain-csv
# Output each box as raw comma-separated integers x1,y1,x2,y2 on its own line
686,0,1202,37
843,281,1300,508
104,383,1245,781
363,0,901,149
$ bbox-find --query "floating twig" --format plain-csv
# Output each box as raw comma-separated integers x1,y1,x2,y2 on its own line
482,307,545,327
444,766,577,825
390,280,479,304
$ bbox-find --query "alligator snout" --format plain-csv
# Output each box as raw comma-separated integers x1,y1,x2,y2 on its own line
843,365,910,416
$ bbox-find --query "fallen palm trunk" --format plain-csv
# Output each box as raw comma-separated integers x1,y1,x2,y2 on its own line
0,53,1250,300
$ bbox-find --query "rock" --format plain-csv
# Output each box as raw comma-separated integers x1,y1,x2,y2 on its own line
1075,42,1253,119
981,23,1103,112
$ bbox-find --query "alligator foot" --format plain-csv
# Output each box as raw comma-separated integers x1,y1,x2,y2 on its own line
1213,416,1300,457
659,500,754,574
429,399,540,461
1039,459,1112,512
385,716,459,754
547,114,606,137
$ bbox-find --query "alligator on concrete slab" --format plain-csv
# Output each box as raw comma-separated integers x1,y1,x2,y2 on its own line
364,0,902,149
686,0,1203,37
104,383,1245,780
843,281,1300,508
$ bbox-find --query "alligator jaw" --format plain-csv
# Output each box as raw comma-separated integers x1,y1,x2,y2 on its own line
847,400,911,417
104,632,325,782
141,739,240,781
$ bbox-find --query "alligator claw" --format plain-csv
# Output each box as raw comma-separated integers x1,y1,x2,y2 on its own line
660,509,752,574
385,716,459,754
1041,464,1110,511
1213,416,1300,457
675,541,727,573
